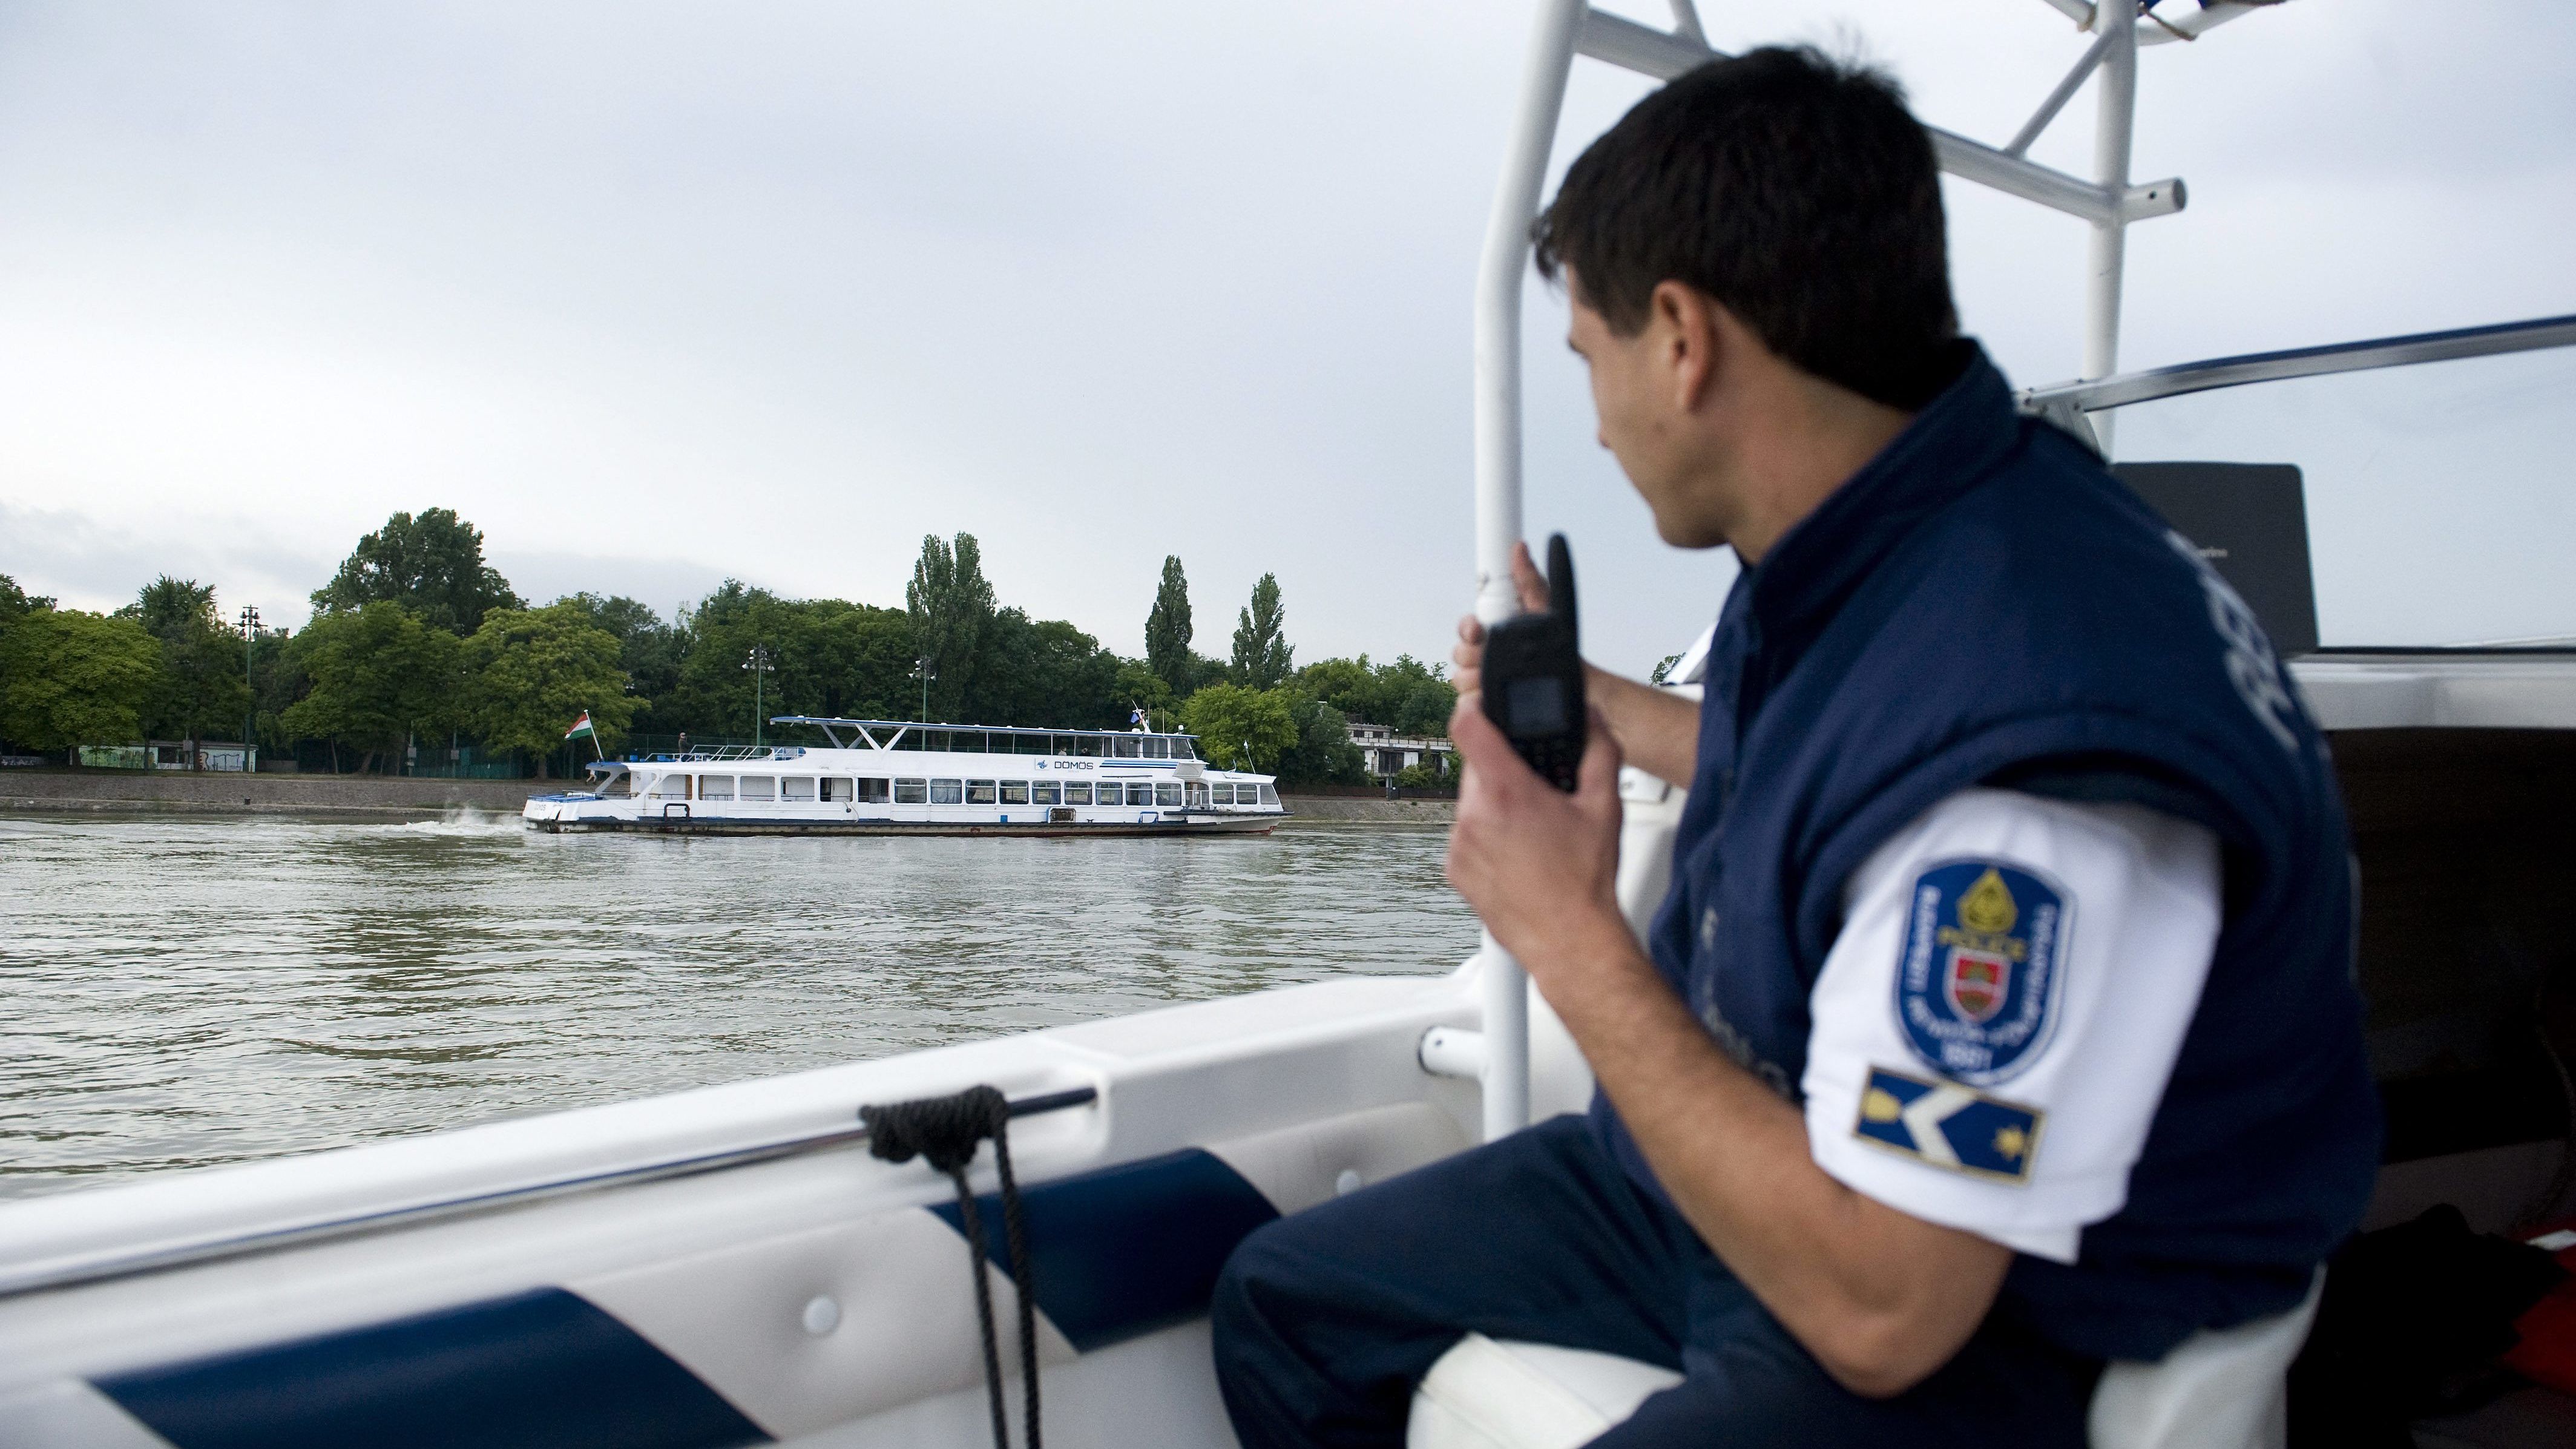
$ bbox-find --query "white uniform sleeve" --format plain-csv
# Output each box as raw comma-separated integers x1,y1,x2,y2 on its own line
1799,787,2219,1264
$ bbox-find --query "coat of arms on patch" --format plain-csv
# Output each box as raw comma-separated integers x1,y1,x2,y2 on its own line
1893,860,2071,1085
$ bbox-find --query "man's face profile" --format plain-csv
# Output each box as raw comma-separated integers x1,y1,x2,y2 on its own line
1564,266,1726,552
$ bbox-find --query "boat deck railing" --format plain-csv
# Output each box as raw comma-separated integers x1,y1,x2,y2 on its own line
606,745,800,766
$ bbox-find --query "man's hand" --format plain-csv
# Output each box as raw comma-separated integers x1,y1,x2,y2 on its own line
1453,540,1702,788
1444,675,2012,1402
1443,692,1632,978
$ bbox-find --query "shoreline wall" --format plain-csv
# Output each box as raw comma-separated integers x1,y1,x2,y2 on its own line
0,770,1455,825
0,770,547,816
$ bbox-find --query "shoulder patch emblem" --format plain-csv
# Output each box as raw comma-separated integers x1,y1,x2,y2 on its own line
1894,858,2071,1085
1854,1065,2043,1184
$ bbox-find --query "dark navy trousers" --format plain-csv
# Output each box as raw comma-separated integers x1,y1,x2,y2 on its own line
1210,1115,2098,1448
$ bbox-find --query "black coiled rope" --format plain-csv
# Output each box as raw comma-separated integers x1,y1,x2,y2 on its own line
861,1085,1040,1449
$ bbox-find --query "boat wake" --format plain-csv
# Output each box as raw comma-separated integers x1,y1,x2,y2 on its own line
367,806,527,838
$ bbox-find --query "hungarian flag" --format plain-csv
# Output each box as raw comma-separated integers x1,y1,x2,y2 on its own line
564,711,596,741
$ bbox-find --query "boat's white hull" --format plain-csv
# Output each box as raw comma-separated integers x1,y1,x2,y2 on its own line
522,808,1284,837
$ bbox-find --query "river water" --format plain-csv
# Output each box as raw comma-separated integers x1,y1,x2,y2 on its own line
0,810,1475,1202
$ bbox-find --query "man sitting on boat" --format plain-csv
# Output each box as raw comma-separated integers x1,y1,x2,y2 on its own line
1211,47,2378,1447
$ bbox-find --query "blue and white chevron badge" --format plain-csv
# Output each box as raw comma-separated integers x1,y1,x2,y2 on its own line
1894,858,2071,1085
1854,1065,2042,1184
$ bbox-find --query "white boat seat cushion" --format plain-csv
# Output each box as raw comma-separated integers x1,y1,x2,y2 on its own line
2087,1270,2323,1449
1407,1271,2324,1449
1407,1335,1681,1449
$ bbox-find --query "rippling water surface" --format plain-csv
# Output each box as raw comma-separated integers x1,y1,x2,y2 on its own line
0,810,1474,1201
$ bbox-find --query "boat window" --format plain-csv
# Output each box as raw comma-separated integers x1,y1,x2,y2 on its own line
701,775,735,801
1188,784,1208,807
894,777,928,804
740,776,776,801
1113,736,1141,758
966,780,999,805
1072,735,1104,757
1030,781,1060,805
2109,344,2576,646
999,781,1029,804
1127,782,1156,806
930,778,964,805
783,777,816,802
1155,783,1183,807
1172,738,1195,760
1143,737,1169,759
1258,784,1278,807
821,778,851,803
1063,781,1092,804
648,773,688,799
859,777,892,804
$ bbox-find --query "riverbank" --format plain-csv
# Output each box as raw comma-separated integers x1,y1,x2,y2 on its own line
0,770,1455,824
0,769,538,818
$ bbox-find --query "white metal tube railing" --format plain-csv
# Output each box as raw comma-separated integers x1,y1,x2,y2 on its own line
2082,10,2138,455
2017,313,2576,425
1572,9,2181,230
1465,0,1587,1143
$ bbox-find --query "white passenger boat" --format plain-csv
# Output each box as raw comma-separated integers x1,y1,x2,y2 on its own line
522,718,1285,836
7,5,2575,1448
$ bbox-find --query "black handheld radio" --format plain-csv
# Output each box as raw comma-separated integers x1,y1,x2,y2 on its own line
1477,533,1586,792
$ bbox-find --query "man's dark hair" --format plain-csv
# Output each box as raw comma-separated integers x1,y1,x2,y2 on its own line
1532,46,1959,410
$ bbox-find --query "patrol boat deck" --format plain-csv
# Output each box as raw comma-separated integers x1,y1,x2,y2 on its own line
523,718,1285,837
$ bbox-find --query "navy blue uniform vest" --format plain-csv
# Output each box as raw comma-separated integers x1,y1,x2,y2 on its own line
1592,346,2380,1363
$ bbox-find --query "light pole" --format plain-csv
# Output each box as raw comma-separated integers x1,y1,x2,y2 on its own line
912,656,936,723
238,605,260,772
743,645,774,746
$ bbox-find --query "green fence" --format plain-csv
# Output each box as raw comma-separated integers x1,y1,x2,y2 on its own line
401,745,527,779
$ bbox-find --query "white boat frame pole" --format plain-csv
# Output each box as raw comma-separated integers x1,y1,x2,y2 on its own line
1468,0,1588,1142
1462,0,2172,1140
2083,7,2138,455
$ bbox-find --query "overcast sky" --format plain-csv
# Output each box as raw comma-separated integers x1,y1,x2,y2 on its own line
2,0,2569,670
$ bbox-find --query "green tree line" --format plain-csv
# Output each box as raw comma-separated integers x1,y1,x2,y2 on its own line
0,509,1457,784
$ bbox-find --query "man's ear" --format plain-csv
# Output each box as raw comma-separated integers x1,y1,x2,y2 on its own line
1650,280,1725,414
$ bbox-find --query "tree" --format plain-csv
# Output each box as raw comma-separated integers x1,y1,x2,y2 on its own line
907,533,996,721
1390,668,1459,737
1295,656,1376,718
1272,692,1367,786
461,602,639,778
310,508,521,634
662,582,918,738
1395,758,1453,790
1112,658,1174,729
122,576,251,743
1230,573,1293,689
560,594,686,719
0,573,53,627
968,610,1126,730
1145,555,1194,695
1178,683,1298,772
0,609,160,750
280,602,463,771
1293,653,1454,734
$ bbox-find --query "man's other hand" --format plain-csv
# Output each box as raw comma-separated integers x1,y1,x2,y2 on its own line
1450,541,1553,698
1444,691,1631,976
1454,539,1702,789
